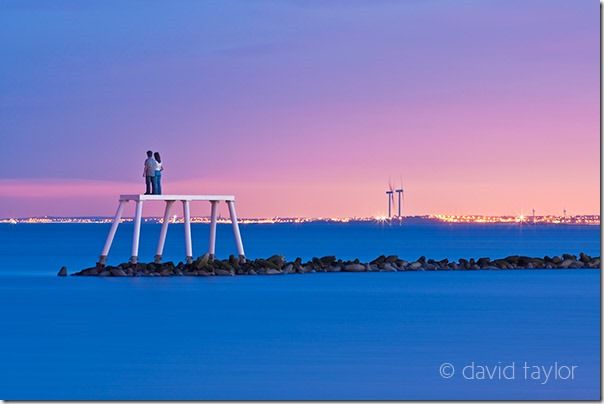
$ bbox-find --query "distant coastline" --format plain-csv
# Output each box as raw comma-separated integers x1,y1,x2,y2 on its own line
1,215,600,225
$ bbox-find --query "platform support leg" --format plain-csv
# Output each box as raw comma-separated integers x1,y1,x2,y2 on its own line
183,200,193,264
208,201,218,260
226,200,245,262
98,200,126,266
130,200,144,264
154,200,175,263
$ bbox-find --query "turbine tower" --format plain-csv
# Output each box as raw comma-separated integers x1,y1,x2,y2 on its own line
395,189,403,217
395,176,404,218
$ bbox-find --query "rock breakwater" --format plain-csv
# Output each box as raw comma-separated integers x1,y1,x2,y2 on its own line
65,252,600,277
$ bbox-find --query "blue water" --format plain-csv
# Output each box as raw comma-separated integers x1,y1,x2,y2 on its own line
0,222,600,399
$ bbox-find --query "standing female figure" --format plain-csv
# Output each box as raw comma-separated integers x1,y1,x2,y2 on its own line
153,152,164,195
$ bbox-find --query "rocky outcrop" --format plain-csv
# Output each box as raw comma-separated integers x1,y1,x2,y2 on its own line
66,252,601,277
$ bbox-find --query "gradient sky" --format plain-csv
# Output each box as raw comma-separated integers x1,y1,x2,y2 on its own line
0,0,599,218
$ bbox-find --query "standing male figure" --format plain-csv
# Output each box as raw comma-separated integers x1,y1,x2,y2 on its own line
143,150,156,195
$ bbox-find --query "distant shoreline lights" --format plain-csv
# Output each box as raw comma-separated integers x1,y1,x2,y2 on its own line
431,214,600,225
0,215,599,225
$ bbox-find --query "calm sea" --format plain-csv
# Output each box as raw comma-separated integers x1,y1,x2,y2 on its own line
0,221,600,399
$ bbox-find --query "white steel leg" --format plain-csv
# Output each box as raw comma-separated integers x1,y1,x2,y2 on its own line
208,201,218,259
154,200,174,263
99,200,126,265
227,200,245,261
183,200,193,264
130,200,144,264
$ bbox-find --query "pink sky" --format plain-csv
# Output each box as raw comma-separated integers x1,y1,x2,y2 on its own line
0,1,599,218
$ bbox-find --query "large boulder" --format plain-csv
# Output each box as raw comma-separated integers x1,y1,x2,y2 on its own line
385,255,399,263
396,259,409,268
319,256,337,266
370,255,386,265
579,252,591,263
110,267,127,277
476,257,490,267
255,259,280,271
80,267,100,276
194,253,210,269
381,263,398,272
504,255,520,265
343,263,366,272
408,261,422,270
492,259,509,269
228,255,240,269
267,255,285,269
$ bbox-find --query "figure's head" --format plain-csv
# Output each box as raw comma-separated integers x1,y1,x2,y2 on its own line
154,152,161,163
146,150,153,157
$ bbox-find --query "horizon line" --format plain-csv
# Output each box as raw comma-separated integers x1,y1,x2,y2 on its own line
1,213,600,226
0,213,600,219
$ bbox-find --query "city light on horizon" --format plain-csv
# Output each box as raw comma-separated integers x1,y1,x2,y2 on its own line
1,213,599,226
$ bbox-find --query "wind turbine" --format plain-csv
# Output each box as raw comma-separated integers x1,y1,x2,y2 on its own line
386,180,394,219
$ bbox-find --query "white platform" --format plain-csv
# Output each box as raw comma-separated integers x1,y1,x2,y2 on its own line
120,194,235,201
99,194,245,265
